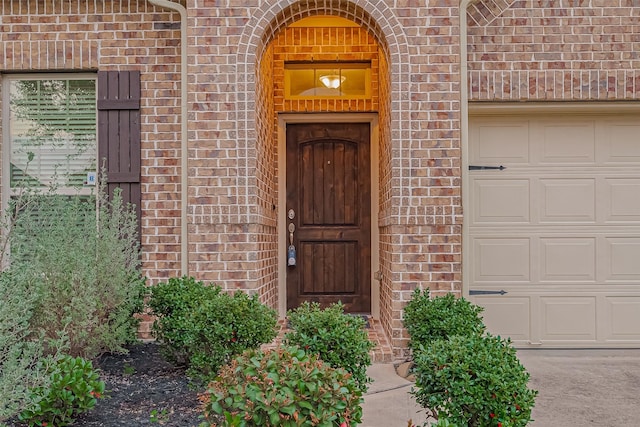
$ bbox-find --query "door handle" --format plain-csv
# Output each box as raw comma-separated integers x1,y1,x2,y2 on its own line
469,289,507,296
287,223,296,267
468,165,506,171
288,223,295,246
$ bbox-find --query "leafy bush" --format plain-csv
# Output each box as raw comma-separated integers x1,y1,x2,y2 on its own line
403,289,485,351
9,180,145,359
0,163,140,422
412,334,537,427
19,355,105,427
0,269,65,423
284,302,374,393
202,346,363,426
149,276,278,382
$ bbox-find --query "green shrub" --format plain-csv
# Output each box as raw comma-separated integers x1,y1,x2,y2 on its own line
0,269,65,423
0,164,140,422
412,334,537,427
202,346,363,426
149,276,278,383
284,302,374,393
403,289,485,351
19,355,105,427
9,181,145,359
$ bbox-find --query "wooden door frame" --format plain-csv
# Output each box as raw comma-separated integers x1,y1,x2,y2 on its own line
277,113,380,319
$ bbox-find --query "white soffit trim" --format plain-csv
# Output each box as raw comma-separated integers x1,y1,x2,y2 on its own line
469,102,640,116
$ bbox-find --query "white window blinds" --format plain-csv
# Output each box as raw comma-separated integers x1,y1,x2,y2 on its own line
7,77,97,192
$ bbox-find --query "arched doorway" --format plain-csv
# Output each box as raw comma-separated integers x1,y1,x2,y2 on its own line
266,15,382,316
236,0,412,359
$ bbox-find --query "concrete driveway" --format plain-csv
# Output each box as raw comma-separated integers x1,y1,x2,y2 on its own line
362,349,640,426
517,349,640,426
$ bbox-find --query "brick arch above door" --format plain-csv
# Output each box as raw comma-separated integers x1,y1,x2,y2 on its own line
235,0,411,71
234,0,413,228
233,0,412,194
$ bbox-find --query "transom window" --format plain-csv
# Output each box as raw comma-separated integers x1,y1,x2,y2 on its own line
284,62,371,99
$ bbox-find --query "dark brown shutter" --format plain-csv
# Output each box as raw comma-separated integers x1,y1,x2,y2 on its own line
97,71,142,241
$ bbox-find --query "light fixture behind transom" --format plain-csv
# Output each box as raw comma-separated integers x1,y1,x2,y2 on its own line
319,74,346,89
284,62,371,99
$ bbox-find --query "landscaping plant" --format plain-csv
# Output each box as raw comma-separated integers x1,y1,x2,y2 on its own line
149,276,278,383
412,334,537,427
18,355,104,427
0,268,65,424
9,178,145,359
202,346,363,426
403,289,485,351
2,95,138,419
1,167,142,422
284,302,374,393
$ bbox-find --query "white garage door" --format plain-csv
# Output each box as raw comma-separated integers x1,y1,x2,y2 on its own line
468,112,640,347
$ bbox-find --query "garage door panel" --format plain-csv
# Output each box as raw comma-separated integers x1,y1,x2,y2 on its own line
605,179,640,222
469,113,640,348
475,296,531,341
604,237,640,281
537,122,596,164
604,297,640,341
540,238,596,282
603,122,640,162
539,179,596,223
540,297,597,341
472,179,530,224
473,121,530,164
473,238,530,282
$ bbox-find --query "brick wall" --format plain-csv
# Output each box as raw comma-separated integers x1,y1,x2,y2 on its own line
254,43,279,306
0,0,466,357
188,3,267,297
468,0,640,100
391,1,463,358
272,26,380,113
0,0,183,287
214,0,463,357
12,0,634,357
377,44,394,349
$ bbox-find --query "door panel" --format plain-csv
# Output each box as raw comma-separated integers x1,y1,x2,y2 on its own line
300,241,357,294
286,123,371,313
469,114,640,347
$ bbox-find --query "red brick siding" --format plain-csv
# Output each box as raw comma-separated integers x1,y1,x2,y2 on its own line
6,0,633,357
272,26,380,113
0,0,183,284
468,0,640,100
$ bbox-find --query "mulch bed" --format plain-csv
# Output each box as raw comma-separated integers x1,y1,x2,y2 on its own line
9,342,209,427
76,342,205,427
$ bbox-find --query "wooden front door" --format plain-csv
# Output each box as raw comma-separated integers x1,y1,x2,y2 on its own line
286,123,371,313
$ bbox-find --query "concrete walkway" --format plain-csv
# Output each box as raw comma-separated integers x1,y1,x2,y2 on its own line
361,349,640,427
361,364,431,427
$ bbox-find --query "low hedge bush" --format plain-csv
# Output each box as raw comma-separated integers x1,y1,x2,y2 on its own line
202,346,363,426
412,334,537,427
284,302,374,393
403,289,485,351
19,355,105,427
148,276,278,383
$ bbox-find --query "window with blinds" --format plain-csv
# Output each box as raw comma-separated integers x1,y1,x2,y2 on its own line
4,75,97,196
